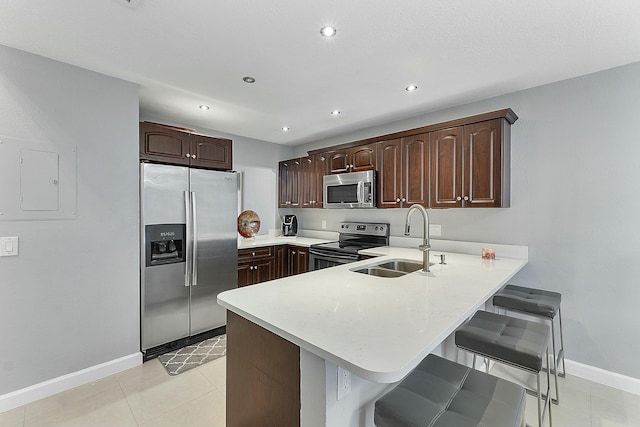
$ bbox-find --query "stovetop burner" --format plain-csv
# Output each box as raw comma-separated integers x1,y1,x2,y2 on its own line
310,222,390,255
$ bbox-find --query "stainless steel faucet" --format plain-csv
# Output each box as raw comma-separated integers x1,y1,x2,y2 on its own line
404,204,431,272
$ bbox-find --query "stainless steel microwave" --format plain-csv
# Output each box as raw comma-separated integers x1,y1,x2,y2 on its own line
323,170,376,209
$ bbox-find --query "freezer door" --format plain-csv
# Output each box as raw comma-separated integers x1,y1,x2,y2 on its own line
189,169,238,334
140,163,191,350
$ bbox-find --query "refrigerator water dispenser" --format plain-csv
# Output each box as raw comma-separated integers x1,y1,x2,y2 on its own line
145,224,185,266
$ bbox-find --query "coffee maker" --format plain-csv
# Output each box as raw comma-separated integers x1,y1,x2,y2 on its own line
281,215,298,237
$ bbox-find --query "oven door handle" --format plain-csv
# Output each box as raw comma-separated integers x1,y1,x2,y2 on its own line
309,249,361,261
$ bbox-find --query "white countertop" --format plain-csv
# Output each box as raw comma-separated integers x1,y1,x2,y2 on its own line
218,246,526,383
237,235,332,249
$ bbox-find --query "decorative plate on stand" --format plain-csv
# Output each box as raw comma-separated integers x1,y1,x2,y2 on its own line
237,210,261,238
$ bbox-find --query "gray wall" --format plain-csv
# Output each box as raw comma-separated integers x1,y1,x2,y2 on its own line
0,45,294,397
292,62,640,380
0,45,141,395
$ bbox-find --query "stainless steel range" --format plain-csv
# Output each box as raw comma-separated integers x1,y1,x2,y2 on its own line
308,222,390,271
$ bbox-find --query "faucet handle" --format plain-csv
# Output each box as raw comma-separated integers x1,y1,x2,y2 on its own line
418,244,431,252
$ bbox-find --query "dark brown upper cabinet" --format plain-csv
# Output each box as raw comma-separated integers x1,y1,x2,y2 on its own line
278,159,301,208
377,134,430,208
303,108,517,209
430,119,509,208
313,154,327,208
300,156,315,208
139,122,232,170
189,134,233,170
326,144,377,174
280,154,326,209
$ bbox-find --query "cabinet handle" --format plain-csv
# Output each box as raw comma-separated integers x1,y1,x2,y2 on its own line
463,196,469,201
396,198,400,202
191,154,196,159
185,153,191,158
456,196,462,201
401,198,406,202
252,252,256,256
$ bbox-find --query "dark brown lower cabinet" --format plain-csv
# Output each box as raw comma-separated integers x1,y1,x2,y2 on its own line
237,247,275,287
288,246,309,276
275,245,288,279
227,311,300,427
238,245,310,286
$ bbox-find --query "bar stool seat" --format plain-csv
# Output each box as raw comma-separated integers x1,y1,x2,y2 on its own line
455,310,553,427
374,354,526,427
456,310,550,372
493,284,561,319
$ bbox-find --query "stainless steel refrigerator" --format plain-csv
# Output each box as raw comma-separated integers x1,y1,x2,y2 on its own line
140,163,238,358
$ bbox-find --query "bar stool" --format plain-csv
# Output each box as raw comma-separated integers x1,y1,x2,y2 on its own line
374,354,526,427
455,310,553,427
493,284,565,404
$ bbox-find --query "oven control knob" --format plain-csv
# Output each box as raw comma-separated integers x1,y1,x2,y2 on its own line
380,226,384,231
375,226,379,230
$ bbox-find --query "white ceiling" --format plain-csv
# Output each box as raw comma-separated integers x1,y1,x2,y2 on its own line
1,0,639,146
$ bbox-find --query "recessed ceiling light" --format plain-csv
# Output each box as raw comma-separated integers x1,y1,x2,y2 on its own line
405,85,418,92
330,110,341,116
320,26,337,37
243,76,256,83
198,105,210,110
282,126,290,132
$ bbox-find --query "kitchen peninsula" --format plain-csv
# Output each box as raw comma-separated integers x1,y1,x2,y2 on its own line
218,245,527,427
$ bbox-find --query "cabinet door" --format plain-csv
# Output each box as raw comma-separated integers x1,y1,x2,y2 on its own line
278,160,300,208
296,247,309,274
254,258,275,283
275,245,288,279
237,261,253,287
287,247,307,276
299,156,315,208
313,154,327,208
327,151,350,174
463,120,503,208
287,159,301,207
350,144,377,172
139,122,190,165
190,135,232,170
278,161,289,208
377,139,402,208
430,127,463,208
402,133,429,206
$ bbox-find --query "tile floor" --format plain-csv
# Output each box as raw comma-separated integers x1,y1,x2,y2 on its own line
1,356,639,427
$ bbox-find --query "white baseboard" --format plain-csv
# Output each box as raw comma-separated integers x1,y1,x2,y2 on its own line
0,352,142,413
565,359,640,395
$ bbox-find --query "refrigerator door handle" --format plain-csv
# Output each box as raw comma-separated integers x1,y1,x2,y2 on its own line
191,191,198,286
184,191,192,287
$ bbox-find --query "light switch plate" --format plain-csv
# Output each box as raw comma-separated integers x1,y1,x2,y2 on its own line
429,224,442,237
0,236,19,256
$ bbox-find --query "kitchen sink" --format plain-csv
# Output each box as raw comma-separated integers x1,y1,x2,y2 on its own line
350,258,433,278
352,267,406,278
375,260,424,273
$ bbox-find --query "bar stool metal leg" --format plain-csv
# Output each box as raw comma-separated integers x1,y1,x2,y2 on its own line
550,322,560,405
557,307,566,378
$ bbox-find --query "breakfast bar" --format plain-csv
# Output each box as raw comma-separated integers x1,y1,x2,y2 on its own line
218,246,527,427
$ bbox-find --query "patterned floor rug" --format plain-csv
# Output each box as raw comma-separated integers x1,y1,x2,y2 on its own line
158,334,226,376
